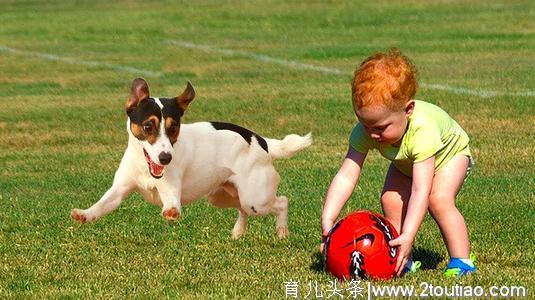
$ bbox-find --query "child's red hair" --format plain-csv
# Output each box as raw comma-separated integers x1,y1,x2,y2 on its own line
352,48,417,112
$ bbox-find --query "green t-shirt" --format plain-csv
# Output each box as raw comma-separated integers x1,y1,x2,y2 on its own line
349,100,471,177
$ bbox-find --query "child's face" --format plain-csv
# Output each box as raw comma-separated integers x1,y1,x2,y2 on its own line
356,101,414,146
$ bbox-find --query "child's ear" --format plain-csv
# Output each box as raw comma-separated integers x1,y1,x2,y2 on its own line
405,99,415,116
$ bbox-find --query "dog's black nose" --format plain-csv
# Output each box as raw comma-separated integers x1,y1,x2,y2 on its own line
158,152,172,165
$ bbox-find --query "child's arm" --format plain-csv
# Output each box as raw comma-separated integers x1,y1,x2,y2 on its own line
389,156,435,274
321,147,366,242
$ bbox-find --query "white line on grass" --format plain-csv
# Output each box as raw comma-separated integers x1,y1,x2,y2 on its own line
0,44,163,77
168,40,534,98
169,40,345,76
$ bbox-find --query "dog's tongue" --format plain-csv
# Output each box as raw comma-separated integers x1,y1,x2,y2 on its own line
143,149,164,178
150,160,164,177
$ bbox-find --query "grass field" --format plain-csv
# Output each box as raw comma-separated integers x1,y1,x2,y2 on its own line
1,0,534,298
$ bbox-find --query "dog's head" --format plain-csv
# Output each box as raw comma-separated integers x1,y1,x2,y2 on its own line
125,78,195,179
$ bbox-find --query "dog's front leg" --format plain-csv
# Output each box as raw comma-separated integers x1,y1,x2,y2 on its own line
156,179,182,221
71,173,136,223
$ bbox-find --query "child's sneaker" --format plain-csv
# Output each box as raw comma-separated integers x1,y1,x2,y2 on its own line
403,259,421,274
444,252,476,277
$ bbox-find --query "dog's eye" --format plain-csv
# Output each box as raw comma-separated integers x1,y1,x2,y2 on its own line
143,122,153,133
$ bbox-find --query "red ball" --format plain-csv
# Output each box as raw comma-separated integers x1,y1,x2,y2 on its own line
324,211,399,280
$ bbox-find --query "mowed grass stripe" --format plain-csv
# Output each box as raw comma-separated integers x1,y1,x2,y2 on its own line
3,40,529,99
168,39,535,98
0,44,163,77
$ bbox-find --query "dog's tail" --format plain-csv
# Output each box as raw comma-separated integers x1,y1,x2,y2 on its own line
264,132,312,159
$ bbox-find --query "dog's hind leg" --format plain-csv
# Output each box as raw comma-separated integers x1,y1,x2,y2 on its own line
235,166,290,238
207,183,240,208
231,208,248,239
271,196,289,238
208,185,247,239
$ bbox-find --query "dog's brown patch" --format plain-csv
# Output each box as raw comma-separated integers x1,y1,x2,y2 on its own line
130,115,160,144
130,123,143,139
143,115,160,144
165,117,180,145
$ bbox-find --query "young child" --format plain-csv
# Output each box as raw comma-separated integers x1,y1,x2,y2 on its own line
321,49,475,277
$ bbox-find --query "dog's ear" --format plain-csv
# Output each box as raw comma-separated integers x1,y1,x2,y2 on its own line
175,81,195,113
126,78,150,113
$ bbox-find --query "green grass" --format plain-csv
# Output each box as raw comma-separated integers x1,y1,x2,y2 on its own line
1,0,534,298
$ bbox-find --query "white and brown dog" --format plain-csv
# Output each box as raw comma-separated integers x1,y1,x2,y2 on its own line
71,78,312,238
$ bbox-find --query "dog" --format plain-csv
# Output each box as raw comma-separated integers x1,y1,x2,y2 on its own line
71,78,312,238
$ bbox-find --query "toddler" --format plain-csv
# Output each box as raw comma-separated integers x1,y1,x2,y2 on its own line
321,49,475,276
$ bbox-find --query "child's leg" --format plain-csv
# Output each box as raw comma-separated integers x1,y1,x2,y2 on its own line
382,165,423,273
428,154,471,259
381,164,412,234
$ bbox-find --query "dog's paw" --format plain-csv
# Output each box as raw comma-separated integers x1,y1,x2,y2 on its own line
231,228,245,240
71,209,87,223
277,226,289,239
162,207,180,221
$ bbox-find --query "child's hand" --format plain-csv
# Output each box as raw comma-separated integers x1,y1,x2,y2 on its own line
389,233,414,276
319,229,330,254
319,218,335,254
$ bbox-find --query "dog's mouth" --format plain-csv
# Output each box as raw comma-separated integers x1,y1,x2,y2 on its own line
143,149,165,178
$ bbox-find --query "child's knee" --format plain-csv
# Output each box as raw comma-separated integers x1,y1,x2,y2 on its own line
428,194,456,216
381,190,398,206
